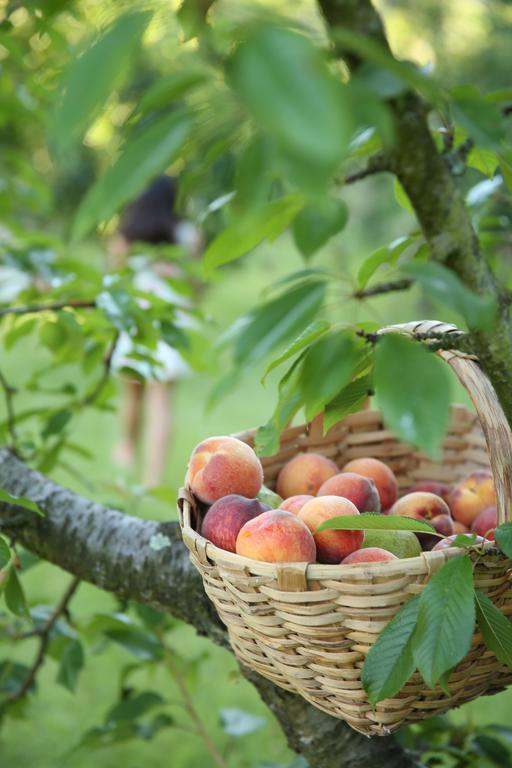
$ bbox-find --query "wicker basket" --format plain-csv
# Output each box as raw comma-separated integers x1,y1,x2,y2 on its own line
178,321,512,736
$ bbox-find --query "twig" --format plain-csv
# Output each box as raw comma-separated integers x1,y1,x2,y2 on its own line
159,636,229,768
343,153,390,184
80,331,120,407
0,299,96,318
353,278,413,299
0,369,18,452
8,576,80,703
356,328,475,354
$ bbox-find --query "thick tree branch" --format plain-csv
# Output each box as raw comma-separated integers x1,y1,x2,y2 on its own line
0,449,420,768
318,0,512,427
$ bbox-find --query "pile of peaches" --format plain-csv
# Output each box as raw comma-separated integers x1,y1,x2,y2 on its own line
185,435,497,565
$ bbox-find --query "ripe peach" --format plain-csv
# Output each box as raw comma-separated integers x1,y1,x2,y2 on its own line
201,495,269,552
187,436,263,504
453,521,469,535
342,458,398,511
276,453,338,498
408,481,452,503
236,510,316,563
342,547,398,565
298,496,363,564
280,495,314,514
471,506,497,541
448,471,496,528
389,492,453,549
432,533,485,551
317,472,381,513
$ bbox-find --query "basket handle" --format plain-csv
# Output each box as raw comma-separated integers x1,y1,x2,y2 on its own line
378,320,512,526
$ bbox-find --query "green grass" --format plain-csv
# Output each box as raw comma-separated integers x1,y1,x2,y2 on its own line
1,183,511,767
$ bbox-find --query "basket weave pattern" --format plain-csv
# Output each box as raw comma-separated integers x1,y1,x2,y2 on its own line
179,322,512,735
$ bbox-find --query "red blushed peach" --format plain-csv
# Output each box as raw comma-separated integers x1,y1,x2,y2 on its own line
342,458,398,511
448,471,496,528
280,495,314,514
201,495,269,552
389,492,453,550
298,496,363,564
187,436,263,504
409,481,452,503
471,506,497,540
276,453,338,498
432,533,485,551
236,510,316,563
453,521,469,535
342,547,398,565
317,472,380,513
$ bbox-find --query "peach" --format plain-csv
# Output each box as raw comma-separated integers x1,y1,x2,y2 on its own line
389,492,453,549
448,471,496,527
187,436,263,504
236,510,316,563
342,458,398,511
276,453,338,498
453,521,469,535
432,533,485,551
317,472,380,513
201,495,270,552
342,547,398,565
408,481,452,503
471,506,497,541
280,495,314,514
298,496,363,564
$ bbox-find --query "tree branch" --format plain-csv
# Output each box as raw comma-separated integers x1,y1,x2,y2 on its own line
318,0,512,427
0,299,97,318
344,152,390,184
0,370,18,452
0,449,420,768
353,278,413,299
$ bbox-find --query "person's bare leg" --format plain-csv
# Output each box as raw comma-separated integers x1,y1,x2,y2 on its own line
114,379,144,468
143,381,174,487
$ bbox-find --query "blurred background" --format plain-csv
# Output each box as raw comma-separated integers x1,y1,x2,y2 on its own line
1,0,511,766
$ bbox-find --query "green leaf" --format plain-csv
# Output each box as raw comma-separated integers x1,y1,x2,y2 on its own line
403,261,497,331
300,332,360,421
357,236,419,289
317,512,436,533
0,488,43,516
494,522,512,558
452,86,506,149
467,147,498,178
105,627,163,661
292,198,348,259
394,179,414,214
262,320,331,383
106,692,164,724
73,110,192,239
53,12,152,152
234,135,275,212
177,0,214,40
0,535,12,571
255,356,305,456
374,334,452,458
4,569,31,621
219,708,266,737
412,556,475,689
362,594,420,704
203,194,304,274
57,639,84,692
233,281,326,368
475,590,512,669
324,372,373,432
136,70,207,114
41,409,73,440
229,24,351,185
257,486,283,509
500,158,512,192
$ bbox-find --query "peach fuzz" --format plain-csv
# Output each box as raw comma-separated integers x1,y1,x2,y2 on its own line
389,492,450,521
449,471,496,527
280,495,314,514
342,547,398,565
276,453,338,498
298,496,363,564
317,472,380,513
201,495,269,553
235,510,316,563
187,435,263,504
471,506,497,540
432,533,485,551
342,458,398,511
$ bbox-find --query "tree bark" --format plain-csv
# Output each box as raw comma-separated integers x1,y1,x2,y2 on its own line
0,448,421,768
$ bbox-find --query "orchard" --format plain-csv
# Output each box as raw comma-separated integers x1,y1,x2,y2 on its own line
1,1,512,767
